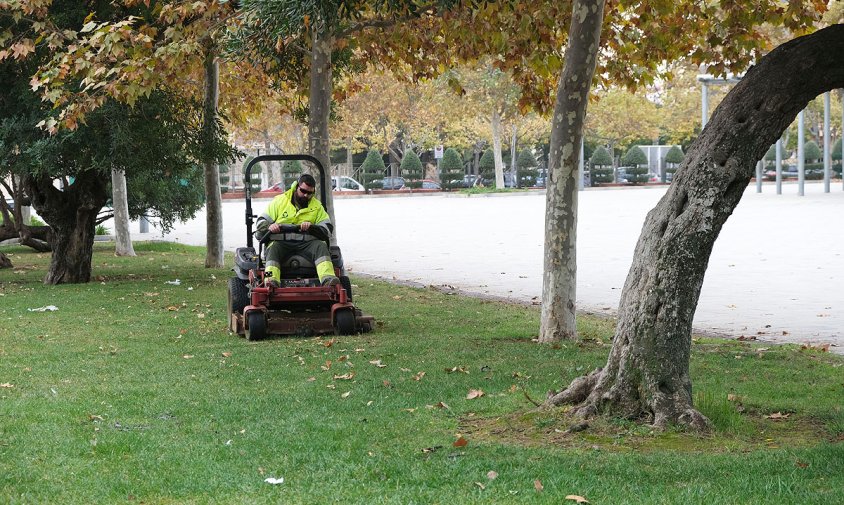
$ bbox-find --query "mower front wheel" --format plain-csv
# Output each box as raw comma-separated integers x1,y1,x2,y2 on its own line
245,311,267,341
334,309,356,336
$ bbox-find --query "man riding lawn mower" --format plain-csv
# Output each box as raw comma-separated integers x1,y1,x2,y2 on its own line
227,154,374,340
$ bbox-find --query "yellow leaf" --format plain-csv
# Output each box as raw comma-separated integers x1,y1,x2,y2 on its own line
565,495,590,503
466,389,485,400
341,391,351,399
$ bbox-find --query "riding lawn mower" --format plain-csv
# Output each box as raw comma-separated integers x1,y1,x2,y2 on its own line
226,154,374,340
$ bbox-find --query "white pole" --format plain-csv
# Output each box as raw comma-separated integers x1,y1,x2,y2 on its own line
775,139,783,195
798,110,805,197
824,92,831,193
701,83,709,129
579,138,585,191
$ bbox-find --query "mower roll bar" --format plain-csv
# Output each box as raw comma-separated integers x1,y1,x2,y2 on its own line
243,154,327,249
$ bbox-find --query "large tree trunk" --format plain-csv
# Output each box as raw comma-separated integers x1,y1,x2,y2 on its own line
491,108,505,188
538,0,604,342
26,171,108,284
202,47,224,268
309,29,338,245
547,25,844,430
0,252,11,269
111,168,136,257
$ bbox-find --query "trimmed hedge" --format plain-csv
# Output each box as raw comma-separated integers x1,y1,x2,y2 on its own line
622,146,649,184
440,148,464,190
517,149,538,187
590,146,614,184
803,140,821,162
360,149,387,190
400,149,424,188
479,149,496,185
282,160,303,189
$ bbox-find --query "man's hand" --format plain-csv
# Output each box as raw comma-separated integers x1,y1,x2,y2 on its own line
299,221,312,231
268,223,281,233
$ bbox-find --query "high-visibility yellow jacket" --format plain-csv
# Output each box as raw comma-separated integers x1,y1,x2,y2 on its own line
256,182,332,240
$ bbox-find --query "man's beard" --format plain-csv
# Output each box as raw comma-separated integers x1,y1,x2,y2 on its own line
295,194,309,208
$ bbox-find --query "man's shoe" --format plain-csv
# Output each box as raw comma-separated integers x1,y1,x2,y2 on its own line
264,278,280,288
321,276,340,287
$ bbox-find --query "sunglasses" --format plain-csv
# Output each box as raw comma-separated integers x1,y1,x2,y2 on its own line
298,186,315,196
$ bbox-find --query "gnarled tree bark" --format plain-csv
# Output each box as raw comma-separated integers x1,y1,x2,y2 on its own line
547,25,844,430
26,171,109,284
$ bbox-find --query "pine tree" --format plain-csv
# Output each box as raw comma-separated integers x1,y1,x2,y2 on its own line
478,149,495,185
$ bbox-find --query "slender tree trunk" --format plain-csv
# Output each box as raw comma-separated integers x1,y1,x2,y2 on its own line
510,123,518,185
111,168,135,257
539,0,604,342
309,29,337,244
547,25,844,430
202,47,224,268
346,137,353,178
25,171,108,284
264,133,277,187
491,108,505,188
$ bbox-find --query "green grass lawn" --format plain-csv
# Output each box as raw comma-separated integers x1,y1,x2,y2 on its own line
1,242,842,504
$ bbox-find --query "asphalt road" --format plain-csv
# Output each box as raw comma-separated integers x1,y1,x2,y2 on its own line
146,182,843,352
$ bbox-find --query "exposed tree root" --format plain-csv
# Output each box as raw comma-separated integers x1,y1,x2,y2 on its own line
544,367,712,432
0,252,11,269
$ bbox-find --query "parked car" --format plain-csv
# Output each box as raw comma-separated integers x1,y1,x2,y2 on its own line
375,176,406,190
420,179,441,190
331,175,365,191
535,169,548,187
461,174,483,188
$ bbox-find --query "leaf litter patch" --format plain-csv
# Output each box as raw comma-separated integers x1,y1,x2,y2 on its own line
457,406,837,454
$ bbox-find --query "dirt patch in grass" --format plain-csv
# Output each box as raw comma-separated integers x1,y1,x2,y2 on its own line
459,407,839,454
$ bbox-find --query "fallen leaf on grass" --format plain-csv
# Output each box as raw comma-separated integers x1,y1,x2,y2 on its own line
427,402,450,410
413,371,426,381
512,371,530,378
264,477,284,485
341,391,351,399
466,389,485,400
167,306,179,312
487,471,498,480
221,352,232,358
453,436,468,447
445,366,469,374
333,372,355,380
321,360,332,371
400,367,411,372
369,360,387,368
323,338,336,348
795,460,809,468
801,343,830,352
736,335,757,341
182,355,194,359
565,495,589,503
307,377,316,382
392,295,403,300
534,480,543,492
1,383,14,388
727,394,738,402
403,408,417,413
765,412,790,420
421,446,442,453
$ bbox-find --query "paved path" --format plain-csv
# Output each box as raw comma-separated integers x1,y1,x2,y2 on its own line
142,182,842,352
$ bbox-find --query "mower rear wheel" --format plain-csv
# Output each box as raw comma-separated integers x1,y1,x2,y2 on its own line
334,309,356,336
227,277,249,315
245,311,267,341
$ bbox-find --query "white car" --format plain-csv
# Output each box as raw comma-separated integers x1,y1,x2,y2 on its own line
332,175,365,192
